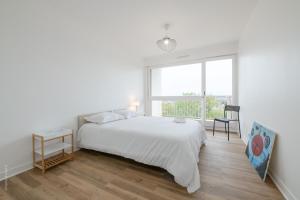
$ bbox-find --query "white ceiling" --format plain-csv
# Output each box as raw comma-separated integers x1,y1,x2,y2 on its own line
11,0,258,59
118,0,258,58
82,0,258,58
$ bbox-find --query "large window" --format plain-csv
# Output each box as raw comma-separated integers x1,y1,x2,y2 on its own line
148,57,235,123
151,63,203,119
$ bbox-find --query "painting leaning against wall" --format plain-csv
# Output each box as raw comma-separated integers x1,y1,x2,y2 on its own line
245,121,276,181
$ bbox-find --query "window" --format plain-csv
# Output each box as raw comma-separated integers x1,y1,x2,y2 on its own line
151,63,203,119
147,56,235,123
206,59,233,120
151,64,202,96
152,100,202,119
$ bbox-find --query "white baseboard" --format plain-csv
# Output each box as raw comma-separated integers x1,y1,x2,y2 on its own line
268,169,297,200
0,162,33,182
241,135,248,145
241,136,296,200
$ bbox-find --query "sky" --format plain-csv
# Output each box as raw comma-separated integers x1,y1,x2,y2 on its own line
152,59,232,96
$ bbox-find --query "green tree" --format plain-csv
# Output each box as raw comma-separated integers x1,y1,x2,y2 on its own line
161,93,226,119
206,96,225,120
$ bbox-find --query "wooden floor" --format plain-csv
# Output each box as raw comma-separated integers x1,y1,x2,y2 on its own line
0,131,284,200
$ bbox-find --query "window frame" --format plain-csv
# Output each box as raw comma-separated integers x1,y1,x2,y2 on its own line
145,54,238,127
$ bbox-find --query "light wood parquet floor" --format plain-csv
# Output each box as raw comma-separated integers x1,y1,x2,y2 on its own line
0,131,284,200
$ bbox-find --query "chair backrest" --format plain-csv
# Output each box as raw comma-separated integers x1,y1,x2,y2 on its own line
225,105,240,112
224,105,240,119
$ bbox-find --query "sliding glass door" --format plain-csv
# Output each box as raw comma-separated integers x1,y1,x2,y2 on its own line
148,56,235,124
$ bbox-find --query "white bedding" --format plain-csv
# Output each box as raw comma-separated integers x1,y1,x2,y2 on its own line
78,116,207,193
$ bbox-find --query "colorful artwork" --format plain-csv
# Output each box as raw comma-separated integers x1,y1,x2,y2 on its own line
245,122,276,181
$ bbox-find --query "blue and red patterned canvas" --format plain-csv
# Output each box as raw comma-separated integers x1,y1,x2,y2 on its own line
245,122,276,181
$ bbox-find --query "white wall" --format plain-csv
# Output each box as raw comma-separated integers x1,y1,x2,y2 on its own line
239,0,300,199
0,1,143,179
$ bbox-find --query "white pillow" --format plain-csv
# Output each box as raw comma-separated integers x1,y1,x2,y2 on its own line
114,110,138,119
84,112,125,124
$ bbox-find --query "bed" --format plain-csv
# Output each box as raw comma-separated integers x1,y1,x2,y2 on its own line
77,113,207,193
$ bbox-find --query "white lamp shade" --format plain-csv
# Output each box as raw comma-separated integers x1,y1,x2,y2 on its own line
131,101,140,107
157,37,177,52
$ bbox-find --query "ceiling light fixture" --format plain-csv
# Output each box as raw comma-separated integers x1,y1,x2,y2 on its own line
157,24,177,52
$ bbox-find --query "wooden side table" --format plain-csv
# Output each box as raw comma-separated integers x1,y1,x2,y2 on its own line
32,128,74,173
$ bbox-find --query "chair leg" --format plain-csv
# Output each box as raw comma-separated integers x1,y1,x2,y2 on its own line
225,123,227,134
227,122,230,141
213,120,216,136
238,120,241,138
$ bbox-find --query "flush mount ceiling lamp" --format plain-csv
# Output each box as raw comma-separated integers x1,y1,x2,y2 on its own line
157,24,177,52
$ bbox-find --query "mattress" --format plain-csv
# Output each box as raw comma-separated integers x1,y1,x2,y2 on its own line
78,116,207,193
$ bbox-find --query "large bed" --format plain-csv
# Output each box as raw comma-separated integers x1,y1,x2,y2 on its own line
77,114,207,193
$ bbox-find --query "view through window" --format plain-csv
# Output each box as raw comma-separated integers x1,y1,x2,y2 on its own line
206,59,232,120
150,58,233,121
151,63,202,119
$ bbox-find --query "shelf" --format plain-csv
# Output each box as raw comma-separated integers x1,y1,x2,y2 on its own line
34,128,72,141
35,152,72,170
33,129,74,173
35,142,72,156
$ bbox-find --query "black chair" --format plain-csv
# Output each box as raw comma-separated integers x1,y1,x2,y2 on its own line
213,105,241,141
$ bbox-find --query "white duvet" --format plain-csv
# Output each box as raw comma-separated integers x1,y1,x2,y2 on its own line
78,116,207,193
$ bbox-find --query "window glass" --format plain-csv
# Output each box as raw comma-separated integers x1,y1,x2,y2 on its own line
151,63,202,96
206,59,232,96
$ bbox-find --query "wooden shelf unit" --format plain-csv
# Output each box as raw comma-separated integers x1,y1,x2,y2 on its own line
32,128,74,173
